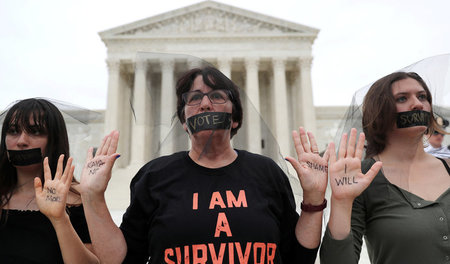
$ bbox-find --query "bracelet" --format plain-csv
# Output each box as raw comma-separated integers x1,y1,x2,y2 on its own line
301,199,327,212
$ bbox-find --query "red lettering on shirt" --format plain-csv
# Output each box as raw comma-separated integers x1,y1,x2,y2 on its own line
226,190,248,208
214,212,232,237
209,192,226,209
267,243,276,264
193,193,198,210
208,243,226,264
235,242,251,264
253,243,266,264
165,248,175,264
192,244,207,264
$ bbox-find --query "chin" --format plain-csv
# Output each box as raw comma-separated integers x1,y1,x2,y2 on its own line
400,125,428,134
191,129,230,139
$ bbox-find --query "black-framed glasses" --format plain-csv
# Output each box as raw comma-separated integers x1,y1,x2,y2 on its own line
182,89,231,106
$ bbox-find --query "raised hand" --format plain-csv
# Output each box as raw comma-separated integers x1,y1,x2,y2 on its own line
35,155,74,221
286,127,329,204
79,130,120,196
328,128,382,202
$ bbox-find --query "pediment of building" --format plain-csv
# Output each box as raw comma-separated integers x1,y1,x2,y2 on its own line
100,1,319,39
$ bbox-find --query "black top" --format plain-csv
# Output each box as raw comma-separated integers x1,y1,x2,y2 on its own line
0,205,91,264
120,150,318,263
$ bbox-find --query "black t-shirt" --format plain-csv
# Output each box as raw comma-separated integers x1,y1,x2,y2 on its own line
0,205,91,264
120,150,318,263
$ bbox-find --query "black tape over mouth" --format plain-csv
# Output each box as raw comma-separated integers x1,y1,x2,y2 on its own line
186,112,232,134
8,148,43,166
396,110,430,128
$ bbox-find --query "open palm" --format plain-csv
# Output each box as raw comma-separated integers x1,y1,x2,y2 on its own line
35,155,74,220
286,127,328,203
328,128,382,202
79,130,120,195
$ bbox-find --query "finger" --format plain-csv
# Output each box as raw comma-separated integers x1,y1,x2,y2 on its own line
355,132,366,160
307,131,319,155
364,161,382,183
107,130,119,155
338,133,348,160
85,147,94,163
299,127,311,153
106,153,121,168
292,130,304,158
328,142,336,164
95,133,109,157
66,165,75,186
43,157,52,182
55,154,64,180
61,157,73,184
346,128,357,157
101,135,112,156
322,147,330,163
34,177,43,196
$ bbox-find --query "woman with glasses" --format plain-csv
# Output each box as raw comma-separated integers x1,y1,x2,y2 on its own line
80,66,327,263
425,116,450,159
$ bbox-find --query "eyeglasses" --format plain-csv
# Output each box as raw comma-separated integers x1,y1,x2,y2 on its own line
433,131,444,136
182,90,231,106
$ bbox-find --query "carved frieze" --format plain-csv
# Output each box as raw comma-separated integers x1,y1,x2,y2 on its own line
119,7,301,36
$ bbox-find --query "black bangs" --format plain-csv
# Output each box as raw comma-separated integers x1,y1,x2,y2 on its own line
6,101,49,135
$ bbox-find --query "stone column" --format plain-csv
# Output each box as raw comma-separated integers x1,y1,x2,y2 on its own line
130,58,149,165
218,57,232,78
104,59,122,134
245,57,262,154
272,58,290,156
160,58,175,155
298,57,317,135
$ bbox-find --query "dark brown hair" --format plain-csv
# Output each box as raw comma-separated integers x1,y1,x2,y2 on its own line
362,72,442,158
176,66,243,138
0,98,72,208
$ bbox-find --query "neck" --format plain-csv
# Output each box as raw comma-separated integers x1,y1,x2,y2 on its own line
15,166,42,193
380,129,426,162
189,130,237,168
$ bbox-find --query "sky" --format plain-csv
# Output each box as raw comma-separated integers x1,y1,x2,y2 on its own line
1,0,449,110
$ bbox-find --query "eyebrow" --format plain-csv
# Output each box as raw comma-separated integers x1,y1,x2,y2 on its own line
394,90,426,96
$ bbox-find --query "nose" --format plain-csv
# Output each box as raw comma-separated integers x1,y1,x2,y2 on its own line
199,93,212,110
17,132,30,148
411,97,424,111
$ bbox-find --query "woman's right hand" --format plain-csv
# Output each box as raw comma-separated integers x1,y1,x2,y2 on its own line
328,128,382,203
79,130,120,196
327,128,382,240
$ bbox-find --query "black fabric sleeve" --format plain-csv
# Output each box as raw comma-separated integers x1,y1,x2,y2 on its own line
120,165,154,264
67,205,91,243
276,164,319,263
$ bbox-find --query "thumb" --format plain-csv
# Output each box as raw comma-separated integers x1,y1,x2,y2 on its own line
364,161,382,184
107,153,121,166
34,177,43,196
285,156,303,179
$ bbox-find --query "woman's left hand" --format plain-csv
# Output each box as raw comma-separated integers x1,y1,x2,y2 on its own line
286,127,328,205
35,155,74,221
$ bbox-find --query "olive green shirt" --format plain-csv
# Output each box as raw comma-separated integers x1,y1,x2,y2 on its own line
320,158,450,264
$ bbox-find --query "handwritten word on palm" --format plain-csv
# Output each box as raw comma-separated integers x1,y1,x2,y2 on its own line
286,127,329,203
35,155,74,220
328,128,382,202
80,130,120,195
